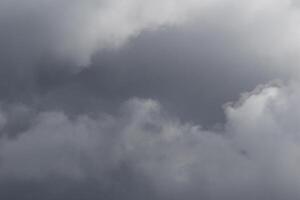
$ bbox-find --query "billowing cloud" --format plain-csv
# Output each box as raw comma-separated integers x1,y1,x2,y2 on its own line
1,0,300,70
2,0,300,199
1,81,300,199
2,0,300,126
0,0,216,67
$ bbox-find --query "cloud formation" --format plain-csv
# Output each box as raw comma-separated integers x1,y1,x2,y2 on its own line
2,0,299,125
1,81,300,199
2,0,300,199
1,0,300,70
0,0,214,67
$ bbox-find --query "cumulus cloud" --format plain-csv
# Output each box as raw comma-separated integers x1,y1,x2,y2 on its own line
1,81,300,199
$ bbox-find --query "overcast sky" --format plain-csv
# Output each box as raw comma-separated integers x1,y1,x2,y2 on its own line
1,0,300,199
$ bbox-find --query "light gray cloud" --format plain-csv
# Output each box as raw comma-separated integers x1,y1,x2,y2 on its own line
1,81,300,199
1,0,300,70
0,0,214,67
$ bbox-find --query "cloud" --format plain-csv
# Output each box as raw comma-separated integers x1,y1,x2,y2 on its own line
0,0,299,114
1,0,300,117
1,0,300,70
1,81,300,199
0,0,215,67
2,1,300,199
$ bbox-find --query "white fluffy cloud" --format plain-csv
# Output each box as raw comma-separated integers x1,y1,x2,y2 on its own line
1,81,300,199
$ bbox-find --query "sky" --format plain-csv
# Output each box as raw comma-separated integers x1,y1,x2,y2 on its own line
1,0,300,199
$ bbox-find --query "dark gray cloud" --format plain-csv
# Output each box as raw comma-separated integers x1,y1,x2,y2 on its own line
0,0,296,126
1,0,300,199
4,23,282,126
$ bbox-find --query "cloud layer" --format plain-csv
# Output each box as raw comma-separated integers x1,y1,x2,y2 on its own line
1,81,300,199
1,0,300,70
2,0,300,199
0,0,214,67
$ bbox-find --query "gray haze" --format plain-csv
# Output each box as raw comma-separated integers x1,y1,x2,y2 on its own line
1,0,300,199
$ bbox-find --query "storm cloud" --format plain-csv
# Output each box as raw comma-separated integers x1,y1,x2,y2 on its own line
1,0,300,199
